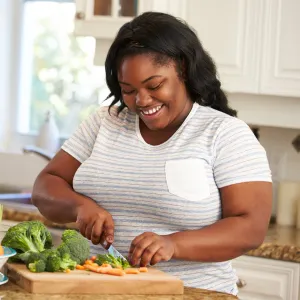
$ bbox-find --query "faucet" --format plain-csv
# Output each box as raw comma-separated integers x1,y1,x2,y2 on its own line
22,145,54,161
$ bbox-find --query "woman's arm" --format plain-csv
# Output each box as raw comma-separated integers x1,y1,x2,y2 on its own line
32,149,114,245
169,181,272,262
32,149,84,223
129,181,272,266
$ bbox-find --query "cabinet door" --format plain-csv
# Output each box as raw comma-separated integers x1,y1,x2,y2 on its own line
75,0,138,38
232,256,300,300
185,0,263,93
260,0,300,97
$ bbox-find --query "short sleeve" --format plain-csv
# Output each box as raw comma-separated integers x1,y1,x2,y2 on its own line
213,118,272,188
61,107,108,163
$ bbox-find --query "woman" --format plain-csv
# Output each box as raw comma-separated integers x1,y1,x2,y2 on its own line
32,12,272,295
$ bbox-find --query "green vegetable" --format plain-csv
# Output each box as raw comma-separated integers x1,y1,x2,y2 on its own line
95,254,131,269
1,221,52,258
28,259,46,273
56,230,90,265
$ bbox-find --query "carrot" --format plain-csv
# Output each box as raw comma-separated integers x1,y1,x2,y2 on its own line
76,265,85,270
92,263,99,267
106,269,125,276
124,268,140,274
101,263,112,268
98,266,112,274
90,255,97,261
139,267,148,273
84,264,101,272
85,259,93,265
0,246,4,256
65,269,71,273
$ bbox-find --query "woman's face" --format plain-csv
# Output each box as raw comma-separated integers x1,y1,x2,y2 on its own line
118,54,193,131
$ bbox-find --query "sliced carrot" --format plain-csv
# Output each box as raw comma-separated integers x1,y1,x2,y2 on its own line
84,264,101,272
106,268,125,276
124,268,140,274
0,246,4,256
92,263,99,267
139,267,148,273
85,259,93,265
101,263,112,268
90,255,97,261
98,266,112,274
115,266,123,270
76,265,85,270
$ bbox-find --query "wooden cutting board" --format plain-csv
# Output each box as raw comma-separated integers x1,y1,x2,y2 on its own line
6,263,184,295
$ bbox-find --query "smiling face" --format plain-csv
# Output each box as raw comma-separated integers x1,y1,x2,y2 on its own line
118,54,193,132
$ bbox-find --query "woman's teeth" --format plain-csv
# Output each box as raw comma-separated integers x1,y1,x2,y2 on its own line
142,105,162,115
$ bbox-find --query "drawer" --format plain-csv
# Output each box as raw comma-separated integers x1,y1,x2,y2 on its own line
232,256,300,300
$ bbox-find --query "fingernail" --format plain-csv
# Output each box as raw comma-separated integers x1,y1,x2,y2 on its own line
107,236,113,242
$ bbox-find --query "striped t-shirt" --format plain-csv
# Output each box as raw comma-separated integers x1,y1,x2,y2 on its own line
62,102,271,295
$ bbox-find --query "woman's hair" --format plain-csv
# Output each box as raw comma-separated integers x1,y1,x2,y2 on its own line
105,12,237,117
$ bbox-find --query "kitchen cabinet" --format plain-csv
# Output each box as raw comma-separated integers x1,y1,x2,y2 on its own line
260,0,300,97
232,256,300,300
74,0,186,39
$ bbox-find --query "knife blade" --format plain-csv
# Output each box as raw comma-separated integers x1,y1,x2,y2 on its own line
101,241,128,262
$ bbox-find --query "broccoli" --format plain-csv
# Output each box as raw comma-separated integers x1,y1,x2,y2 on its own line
28,259,46,273
1,221,52,258
95,254,131,269
45,251,77,272
57,230,90,265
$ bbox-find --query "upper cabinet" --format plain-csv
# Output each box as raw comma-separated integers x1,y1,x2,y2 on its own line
75,0,300,97
185,0,263,94
260,0,300,97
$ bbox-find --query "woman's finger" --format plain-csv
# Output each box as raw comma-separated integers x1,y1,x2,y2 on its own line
130,236,154,266
91,218,103,245
139,243,161,267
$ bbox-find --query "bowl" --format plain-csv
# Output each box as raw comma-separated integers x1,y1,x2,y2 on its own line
0,246,17,269
0,272,8,285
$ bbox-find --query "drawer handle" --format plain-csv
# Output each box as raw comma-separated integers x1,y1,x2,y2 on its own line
237,278,247,288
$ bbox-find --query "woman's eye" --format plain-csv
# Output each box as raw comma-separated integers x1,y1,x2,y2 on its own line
148,83,162,91
122,90,135,95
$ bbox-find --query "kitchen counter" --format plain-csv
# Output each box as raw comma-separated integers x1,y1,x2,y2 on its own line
3,207,300,263
0,282,237,300
247,223,300,263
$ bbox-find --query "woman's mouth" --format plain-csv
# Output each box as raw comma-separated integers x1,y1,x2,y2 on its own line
140,105,163,117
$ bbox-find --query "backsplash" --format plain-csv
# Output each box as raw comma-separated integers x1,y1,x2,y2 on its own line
258,126,300,215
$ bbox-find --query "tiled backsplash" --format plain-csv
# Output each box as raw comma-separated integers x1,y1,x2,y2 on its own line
258,126,300,215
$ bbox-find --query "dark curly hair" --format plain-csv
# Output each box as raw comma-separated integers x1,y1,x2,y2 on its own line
105,12,237,117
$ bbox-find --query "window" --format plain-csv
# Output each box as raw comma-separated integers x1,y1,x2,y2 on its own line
18,0,110,138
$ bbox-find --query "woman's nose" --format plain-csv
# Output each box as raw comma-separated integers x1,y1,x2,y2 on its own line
136,90,151,107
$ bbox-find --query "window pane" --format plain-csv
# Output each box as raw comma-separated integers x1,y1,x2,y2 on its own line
119,0,137,17
19,1,109,137
94,0,112,16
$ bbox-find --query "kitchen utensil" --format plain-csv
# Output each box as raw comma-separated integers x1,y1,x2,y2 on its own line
101,240,128,262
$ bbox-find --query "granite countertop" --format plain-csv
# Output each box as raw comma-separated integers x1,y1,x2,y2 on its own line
0,282,237,300
3,207,300,263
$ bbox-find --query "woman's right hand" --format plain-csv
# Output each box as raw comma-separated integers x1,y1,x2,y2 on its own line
75,199,114,246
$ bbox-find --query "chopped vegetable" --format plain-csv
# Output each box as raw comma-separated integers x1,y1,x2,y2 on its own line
0,245,4,256
28,260,46,273
76,265,85,270
90,255,97,261
56,230,90,265
95,254,131,270
106,268,125,276
1,221,52,262
125,268,140,274
139,267,148,273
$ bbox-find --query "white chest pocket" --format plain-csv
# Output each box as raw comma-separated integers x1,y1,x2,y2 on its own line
165,159,210,201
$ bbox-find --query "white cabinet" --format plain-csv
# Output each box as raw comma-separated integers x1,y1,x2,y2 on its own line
232,256,300,300
74,0,186,39
260,0,300,97
185,0,263,94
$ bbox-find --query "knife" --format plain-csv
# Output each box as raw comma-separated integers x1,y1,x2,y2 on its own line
101,241,128,262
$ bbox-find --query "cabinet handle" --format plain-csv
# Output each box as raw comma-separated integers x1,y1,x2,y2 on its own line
75,12,85,20
237,278,247,288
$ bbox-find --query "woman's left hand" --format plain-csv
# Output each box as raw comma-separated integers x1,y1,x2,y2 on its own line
128,232,176,267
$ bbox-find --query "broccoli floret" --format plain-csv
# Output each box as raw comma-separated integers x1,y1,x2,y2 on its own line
57,230,90,265
45,251,77,272
28,259,46,273
22,251,42,265
46,253,61,272
95,254,131,269
1,221,52,255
